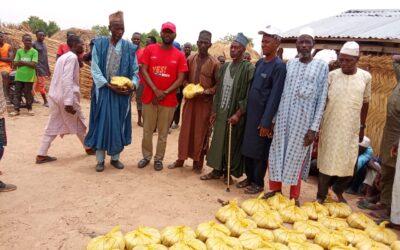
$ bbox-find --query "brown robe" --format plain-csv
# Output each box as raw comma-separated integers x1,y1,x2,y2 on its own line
177,53,220,162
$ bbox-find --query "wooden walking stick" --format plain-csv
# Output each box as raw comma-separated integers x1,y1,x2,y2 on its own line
226,123,232,192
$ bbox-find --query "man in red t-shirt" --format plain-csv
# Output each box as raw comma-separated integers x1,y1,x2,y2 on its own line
138,22,188,171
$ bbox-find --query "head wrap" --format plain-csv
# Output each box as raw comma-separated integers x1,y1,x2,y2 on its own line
340,41,360,57
109,11,124,24
234,32,248,47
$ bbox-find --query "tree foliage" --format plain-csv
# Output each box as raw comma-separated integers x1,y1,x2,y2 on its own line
91,25,110,36
23,16,60,37
218,33,254,47
138,29,161,47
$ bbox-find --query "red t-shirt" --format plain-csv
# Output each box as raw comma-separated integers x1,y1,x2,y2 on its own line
57,43,84,59
141,44,188,107
136,47,144,84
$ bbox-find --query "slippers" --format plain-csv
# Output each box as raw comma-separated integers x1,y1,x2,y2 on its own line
137,159,150,169
357,201,387,210
36,155,57,164
236,178,251,188
262,190,281,199
0,181,17,192
168,160,184,169
200,172,221,181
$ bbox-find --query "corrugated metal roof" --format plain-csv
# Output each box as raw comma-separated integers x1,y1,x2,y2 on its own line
283,9,400,40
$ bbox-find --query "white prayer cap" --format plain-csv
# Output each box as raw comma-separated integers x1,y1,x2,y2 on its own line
340,41,360,57
299,27,315,38
359,136,371,148
258,25,282,38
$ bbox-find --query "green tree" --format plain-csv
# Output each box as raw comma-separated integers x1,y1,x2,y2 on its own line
91,25,110,36
24,16,60,36
218,33,254,47
140,29,161,47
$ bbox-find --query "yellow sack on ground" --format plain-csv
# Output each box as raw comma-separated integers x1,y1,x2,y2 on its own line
366,221,398,245
87,226,125,250
356,239,391,250
301,202,329,220
216,199,247,223
391,240,400,250
293,220,324,239
338,227,369,245
241,193,270,216
183,83,204,99
273,227,307,245
314,229,347,249
279,205,308,224
346,212,376,230
169,238,206,250
125,226,161,250
330,244,357,250
225,217,257,237
266,193,294,210
111,76,133,89
161,225,196,247
196,221,230,242
132,244,168,250
252,209,283,229
324,202,352,218
206,235,243,250
318,215,349,230
255,242,289,250
287,241,323,250
239,228,274,249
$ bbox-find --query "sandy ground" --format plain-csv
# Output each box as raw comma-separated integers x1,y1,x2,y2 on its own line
0,100,394,249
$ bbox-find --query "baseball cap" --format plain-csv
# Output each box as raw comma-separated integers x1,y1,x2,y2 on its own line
161,22,176,33
258,25,282,38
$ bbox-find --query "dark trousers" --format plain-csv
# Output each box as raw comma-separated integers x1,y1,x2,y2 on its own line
348,163,368,193
245,156,268,188
14,81,33,111
380,164,395,206
172,92,183,125
317,172,353,201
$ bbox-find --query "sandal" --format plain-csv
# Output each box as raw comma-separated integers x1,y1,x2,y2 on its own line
200,171,222,181
137,159,150,169
262,190,281,199
154,160,163,171
168,160,184,169
36,155,57,164
85,148,96,155
244,184,264,194
236,178,251,188
0,181,17,192
357,201,387,210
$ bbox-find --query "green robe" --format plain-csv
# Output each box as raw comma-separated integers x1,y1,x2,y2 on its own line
206,60,255,177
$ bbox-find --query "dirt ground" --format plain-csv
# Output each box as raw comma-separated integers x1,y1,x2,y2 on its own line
0,100,393,249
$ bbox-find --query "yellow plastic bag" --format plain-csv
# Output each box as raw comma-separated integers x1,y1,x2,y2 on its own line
279,205,308,224
255,242,289,250
206,235,243,250
160,225,196,247
169,238,207,250
273,227,307,245
132,244,168,250
292,220,323,239
87,226,125,250
111,76,133,89
287,241,323,250
238,228,274,249
216,199,247,223
125,227,161,250
196,221,230,242
241,193,270,216
314,229,347,249
330,244,358,250
183,83,204,99
266,193,294,210
356,239,391,250
301,202,329,220
225,217,257,237
338,227,369,245
346,212,376,230
318,215,349,230
391,241,400,250
324,202,352,218
252,209,283,229
366,221,398,245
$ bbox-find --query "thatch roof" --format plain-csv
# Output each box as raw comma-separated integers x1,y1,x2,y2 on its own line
51,28,96,45
208,42,261,63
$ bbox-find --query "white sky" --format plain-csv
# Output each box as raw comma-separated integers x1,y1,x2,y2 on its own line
0,0,398,53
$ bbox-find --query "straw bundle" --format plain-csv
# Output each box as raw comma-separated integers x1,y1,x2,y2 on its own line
208,42,261,63
358,55,397,154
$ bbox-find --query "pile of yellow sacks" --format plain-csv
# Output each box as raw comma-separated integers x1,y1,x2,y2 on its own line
87,193,399,250
182,83,204,99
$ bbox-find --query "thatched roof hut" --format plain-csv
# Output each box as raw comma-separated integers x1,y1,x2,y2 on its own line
280,9,400,154
208,41,261,64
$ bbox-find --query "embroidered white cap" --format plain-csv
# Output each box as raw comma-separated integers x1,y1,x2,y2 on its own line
340,41,360,57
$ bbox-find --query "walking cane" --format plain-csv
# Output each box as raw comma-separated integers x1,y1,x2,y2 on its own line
226,123,232,192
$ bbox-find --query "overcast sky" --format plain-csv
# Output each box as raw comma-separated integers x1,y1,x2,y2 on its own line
0,0,398,50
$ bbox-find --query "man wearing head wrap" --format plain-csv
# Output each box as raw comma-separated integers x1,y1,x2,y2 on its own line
137,22,188,171
265,28,329,205
316,41,371,203
85,11,139,172
239,26,287,194
200,32,255,181
168,30,220,173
